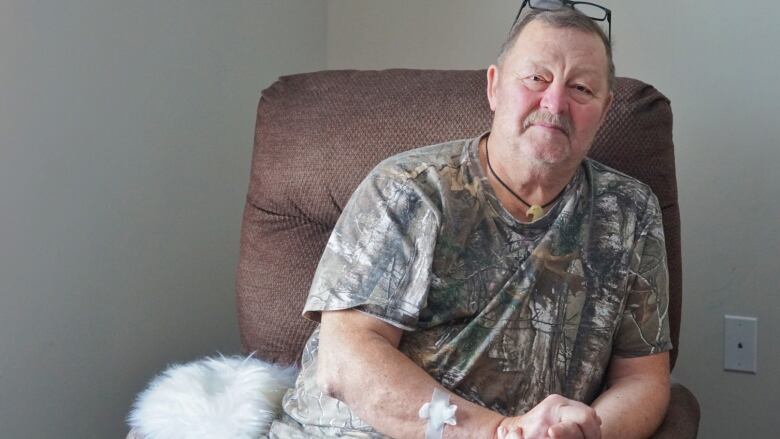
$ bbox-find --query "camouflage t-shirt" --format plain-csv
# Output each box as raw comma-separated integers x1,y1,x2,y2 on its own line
270,133,672,438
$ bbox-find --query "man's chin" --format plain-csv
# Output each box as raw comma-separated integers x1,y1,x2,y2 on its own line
524,144,571,166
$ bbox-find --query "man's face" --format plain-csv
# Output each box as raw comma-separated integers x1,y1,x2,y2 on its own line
487,21,612,169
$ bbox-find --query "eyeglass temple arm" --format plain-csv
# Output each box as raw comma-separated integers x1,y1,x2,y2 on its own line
512,0,528,28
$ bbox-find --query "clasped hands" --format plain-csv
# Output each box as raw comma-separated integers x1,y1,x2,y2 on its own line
495,394,602,439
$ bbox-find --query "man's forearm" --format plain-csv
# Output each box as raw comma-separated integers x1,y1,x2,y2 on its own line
591,365,670,439
318,311,504,439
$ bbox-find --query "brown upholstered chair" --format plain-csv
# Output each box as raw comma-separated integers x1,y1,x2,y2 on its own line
128,70,700,439
236,69,699,438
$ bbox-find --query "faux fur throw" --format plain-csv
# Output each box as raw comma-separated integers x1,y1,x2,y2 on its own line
128,355,298,439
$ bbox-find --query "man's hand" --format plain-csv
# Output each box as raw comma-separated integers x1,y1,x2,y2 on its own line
496,394,602,439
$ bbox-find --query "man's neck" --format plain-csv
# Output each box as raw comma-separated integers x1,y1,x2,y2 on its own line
479,134,580,222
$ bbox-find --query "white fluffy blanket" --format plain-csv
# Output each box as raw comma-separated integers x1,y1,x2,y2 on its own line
128,355,298,439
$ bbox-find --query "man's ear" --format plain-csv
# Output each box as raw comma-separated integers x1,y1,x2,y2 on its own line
486,64,499,111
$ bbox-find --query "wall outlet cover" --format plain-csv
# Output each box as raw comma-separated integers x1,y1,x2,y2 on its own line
724,315,758,374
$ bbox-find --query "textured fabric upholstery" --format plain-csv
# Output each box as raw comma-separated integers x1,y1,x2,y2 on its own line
237,69,682,367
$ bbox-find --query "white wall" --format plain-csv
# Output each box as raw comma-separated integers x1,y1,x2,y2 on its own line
327,1,780,437
0,1,326,437
328,0,515,69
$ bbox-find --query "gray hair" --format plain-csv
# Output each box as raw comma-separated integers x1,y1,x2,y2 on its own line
497,7,615,90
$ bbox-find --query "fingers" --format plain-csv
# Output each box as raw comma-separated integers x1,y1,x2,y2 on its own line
548,421,584,439
554,401,601,439
514,395,601,439
497,425,524,439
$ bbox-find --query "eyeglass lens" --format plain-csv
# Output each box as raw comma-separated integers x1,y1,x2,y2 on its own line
529,0,608,21
571,3,608,21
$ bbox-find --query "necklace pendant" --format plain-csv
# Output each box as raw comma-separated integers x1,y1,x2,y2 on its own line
526,205,544,222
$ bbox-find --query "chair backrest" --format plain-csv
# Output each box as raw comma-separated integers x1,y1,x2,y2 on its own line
236,69,682,368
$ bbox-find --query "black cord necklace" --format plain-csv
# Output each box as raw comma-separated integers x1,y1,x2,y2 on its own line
484,135,565,221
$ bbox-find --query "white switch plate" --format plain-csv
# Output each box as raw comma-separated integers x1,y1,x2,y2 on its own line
724,315,758,373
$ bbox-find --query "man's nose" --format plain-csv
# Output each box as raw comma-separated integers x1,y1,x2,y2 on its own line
539,82,568,115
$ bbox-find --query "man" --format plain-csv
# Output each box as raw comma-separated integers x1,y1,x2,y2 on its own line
270,5,671,439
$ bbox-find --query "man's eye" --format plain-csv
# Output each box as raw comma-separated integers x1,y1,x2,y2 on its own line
523,75,547,90
574,84,593,95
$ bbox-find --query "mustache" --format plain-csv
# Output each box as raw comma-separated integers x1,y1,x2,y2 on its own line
522,111,573,136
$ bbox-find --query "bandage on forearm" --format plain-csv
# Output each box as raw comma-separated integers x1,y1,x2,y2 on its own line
418,387,457,439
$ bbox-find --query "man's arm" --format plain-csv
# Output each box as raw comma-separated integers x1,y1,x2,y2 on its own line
317,310,603,439
317,309,506,439
591,352,670,439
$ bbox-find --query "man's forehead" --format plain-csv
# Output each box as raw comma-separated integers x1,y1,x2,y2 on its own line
507,22,608,73
515,21,604,52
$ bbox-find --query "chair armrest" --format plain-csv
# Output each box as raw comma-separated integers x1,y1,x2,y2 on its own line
650,382,701,438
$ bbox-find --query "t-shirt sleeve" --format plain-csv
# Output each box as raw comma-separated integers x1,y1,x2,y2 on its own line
612,193,674,357
302,165,439,331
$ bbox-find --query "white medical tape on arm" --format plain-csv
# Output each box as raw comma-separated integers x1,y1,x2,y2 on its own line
418,387,457,439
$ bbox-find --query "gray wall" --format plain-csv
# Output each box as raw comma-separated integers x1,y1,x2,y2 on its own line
327,0,780,437
0,1,325,437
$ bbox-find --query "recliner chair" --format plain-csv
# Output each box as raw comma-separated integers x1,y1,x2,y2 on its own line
129,69,700,438
237,69,699,438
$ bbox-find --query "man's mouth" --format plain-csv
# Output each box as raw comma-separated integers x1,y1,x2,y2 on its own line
531,122,567,134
